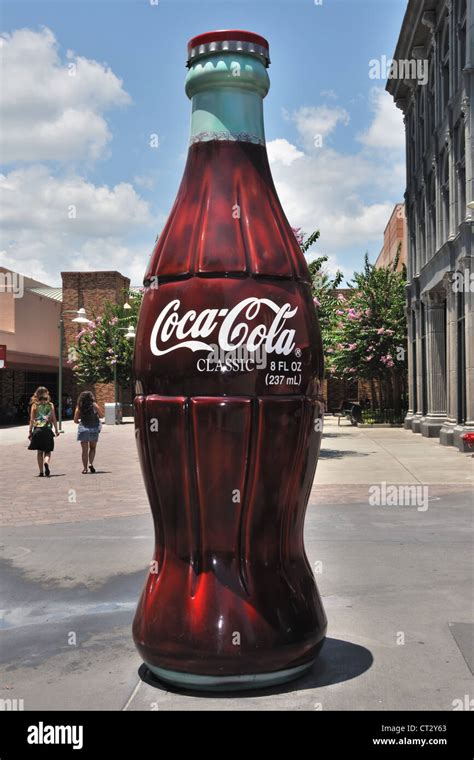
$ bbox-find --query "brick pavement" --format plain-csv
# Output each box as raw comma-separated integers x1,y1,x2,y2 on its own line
1,417,471,527
1,421,149,527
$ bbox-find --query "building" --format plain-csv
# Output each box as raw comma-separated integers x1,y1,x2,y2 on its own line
0,268,66,422
387,0,473,451
0,268,132,423
375,203,408,271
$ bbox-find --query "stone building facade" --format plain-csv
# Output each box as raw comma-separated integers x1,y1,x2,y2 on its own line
387,0,473,451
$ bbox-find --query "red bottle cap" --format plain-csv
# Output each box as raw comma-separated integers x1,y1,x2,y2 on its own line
187,29,270,68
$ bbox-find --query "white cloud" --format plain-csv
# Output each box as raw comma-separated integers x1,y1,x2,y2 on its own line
357,88,405,150
266,96,405,266
266,138,304,166
291,105,350,149
0,27,131,163
1,166,150,234
0,166,154,284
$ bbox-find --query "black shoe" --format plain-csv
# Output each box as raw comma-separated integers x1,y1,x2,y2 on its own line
39,472,44,477
44,464,50,477
89,464,96,473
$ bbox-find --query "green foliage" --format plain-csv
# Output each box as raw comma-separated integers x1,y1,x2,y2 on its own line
325,251,407,385
69,290,142,386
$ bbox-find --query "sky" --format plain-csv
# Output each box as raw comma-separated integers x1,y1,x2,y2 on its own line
0,0,408,286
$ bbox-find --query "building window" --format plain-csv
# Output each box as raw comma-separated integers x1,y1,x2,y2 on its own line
441,150,450,242
428,172,437,252
456,291,466,424
419,196,426,267
419,90,426,158
457,0,467,82
456,121,466,224
428,57,436,134
441,20,450,112
24,372,58,406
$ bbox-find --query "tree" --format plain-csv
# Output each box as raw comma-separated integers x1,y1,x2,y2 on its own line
327,250,407,413
69,291,141,388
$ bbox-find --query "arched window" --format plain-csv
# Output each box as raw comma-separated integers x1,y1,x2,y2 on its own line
441,20,450,111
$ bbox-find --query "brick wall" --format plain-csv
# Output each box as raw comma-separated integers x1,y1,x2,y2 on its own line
61,271,130,407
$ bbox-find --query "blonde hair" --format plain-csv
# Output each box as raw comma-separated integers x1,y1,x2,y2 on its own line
30,386,51,406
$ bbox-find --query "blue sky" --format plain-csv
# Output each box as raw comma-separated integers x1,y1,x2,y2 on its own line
1,0,408,285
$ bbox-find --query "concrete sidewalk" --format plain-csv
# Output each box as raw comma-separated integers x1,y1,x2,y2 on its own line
1,417,472,710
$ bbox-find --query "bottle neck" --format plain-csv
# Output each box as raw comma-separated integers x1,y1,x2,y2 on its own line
189,89,265,144
185,53,270,145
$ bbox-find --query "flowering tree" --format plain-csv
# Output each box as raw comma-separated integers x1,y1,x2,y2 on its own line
69,292,141,387
326,251,407,412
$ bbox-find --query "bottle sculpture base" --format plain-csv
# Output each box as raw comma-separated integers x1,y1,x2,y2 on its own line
145,650,323,692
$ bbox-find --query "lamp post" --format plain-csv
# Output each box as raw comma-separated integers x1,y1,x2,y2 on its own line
468,200,474,210
58,308,90,432
112,323,136,423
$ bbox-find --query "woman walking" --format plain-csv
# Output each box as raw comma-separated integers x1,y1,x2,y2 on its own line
28,387,59,477
74,391,102,473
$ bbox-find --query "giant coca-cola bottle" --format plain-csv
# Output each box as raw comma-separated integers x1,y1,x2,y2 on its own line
133,30,327,690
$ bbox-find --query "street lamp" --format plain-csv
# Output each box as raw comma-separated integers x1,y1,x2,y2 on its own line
58,307,90,432
467,200,474,210
111,322,136,424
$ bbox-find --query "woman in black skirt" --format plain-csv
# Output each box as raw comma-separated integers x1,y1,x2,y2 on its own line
28,386,59,477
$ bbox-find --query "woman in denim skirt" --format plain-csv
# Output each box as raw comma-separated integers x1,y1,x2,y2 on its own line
74,391,102,474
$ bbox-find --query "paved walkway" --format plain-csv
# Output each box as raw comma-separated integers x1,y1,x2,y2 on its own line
1,416,471,527
0,416,472,710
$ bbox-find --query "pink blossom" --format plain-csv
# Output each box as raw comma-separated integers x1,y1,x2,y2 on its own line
337,294,346,303
336,309,345,316
365,308,372,317
107,348,114,354
313,297,321,308
385,329,394,336
336,343,345,350
348,343,357,350
377,328,385,335
365,355,374,362
292,227,305,247
337,322,344,329
326,348,334,354
347,311,360,321
91,339,97,346
386,360,395,368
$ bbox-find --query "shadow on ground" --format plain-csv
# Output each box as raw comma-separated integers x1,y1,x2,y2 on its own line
138,637,373,698
319,449,370,459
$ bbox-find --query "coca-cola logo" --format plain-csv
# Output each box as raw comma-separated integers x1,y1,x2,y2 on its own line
150,297,298,356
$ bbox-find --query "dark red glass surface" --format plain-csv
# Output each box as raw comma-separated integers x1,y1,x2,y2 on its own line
133,141,327,678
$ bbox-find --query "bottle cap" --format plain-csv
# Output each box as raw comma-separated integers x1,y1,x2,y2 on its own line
187,30,270,68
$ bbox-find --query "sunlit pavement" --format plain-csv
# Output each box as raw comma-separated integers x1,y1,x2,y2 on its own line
1,416,472,710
